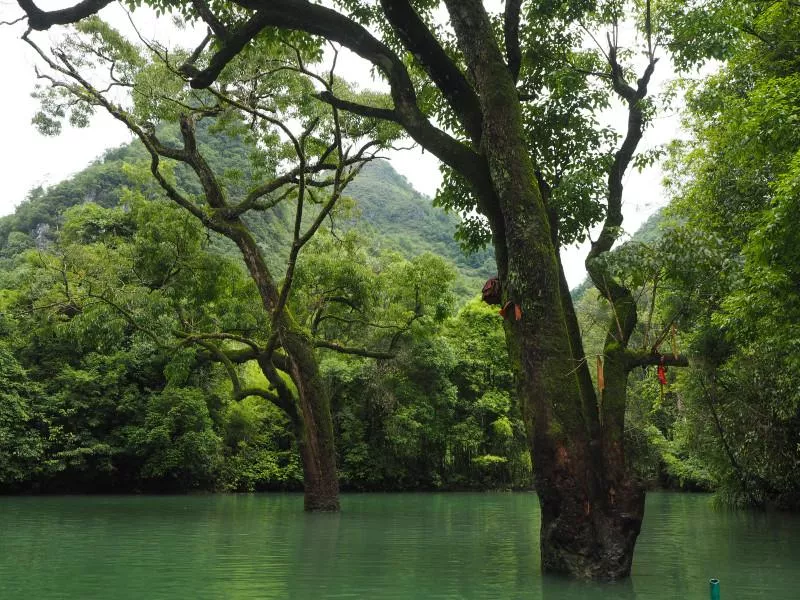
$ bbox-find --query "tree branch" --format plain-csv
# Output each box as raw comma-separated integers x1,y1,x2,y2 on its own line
16,0,113,30
0,15,26,26
193,337,249,394
235,387,280,402
625,351,688,371
178,331,263,355
179,28,214,77
23,32,218,232
313,339,395,360
586,41,658,298
264,104,363,359
699,375,766,508
316,90,399,123
504,0,523,83
255,354,300,425
177,114,229,209
378,0,483,142
190,0,228,40
188,335,299,423
187,0,484,180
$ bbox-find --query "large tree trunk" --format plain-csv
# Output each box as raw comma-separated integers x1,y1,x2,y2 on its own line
531,334,645,579
444,0,643,579
281,327,341,511
503,203,644,581
504,262,644,579
235,227,340,512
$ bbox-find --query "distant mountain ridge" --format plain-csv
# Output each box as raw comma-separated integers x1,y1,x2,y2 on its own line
0,132,494,299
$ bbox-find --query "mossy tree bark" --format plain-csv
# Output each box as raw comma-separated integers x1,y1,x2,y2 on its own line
168,117,343,512
230,224,341,512
440,1,645,579
279,327,340,511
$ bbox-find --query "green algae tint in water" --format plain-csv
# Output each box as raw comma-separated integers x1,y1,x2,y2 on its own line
0,492,798,599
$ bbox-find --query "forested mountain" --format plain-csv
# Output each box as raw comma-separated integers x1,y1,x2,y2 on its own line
345,160,495,293
0,133,493,299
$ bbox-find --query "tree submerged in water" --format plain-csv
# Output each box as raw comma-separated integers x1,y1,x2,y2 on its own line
10,0,761,580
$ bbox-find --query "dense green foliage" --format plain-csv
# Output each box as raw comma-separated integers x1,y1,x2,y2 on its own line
569,0,800,508
0,145,525,493
0,135,492,295
346,161,494,298
572,212,715,494
329,298,529,491
659,1,800,509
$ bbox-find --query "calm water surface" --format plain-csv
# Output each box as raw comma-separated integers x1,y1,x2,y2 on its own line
1,492,797,599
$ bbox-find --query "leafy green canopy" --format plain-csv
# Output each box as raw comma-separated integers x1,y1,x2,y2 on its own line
26,0,691,252
657,0,800,508
0,187,525,492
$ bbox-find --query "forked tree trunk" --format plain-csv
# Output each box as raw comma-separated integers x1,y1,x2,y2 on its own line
502,261,645,580
235,226,340,512
500,235,644,580
444,1,643,579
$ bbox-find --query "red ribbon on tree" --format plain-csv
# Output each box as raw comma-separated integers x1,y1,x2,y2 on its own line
657,356,667,386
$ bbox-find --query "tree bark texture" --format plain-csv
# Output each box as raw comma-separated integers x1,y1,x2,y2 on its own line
280,326,341,511
443,0,643,579
232,225,340,512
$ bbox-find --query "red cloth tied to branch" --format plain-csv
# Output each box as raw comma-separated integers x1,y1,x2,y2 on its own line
657,360,667,386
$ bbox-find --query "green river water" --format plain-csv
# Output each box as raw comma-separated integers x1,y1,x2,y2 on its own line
1,492,797,599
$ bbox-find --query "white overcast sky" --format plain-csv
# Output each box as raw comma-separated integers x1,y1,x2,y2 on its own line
0,1,683,287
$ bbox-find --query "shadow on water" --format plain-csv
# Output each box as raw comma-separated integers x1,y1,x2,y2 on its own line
0,491,798,599
538,572,638,600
